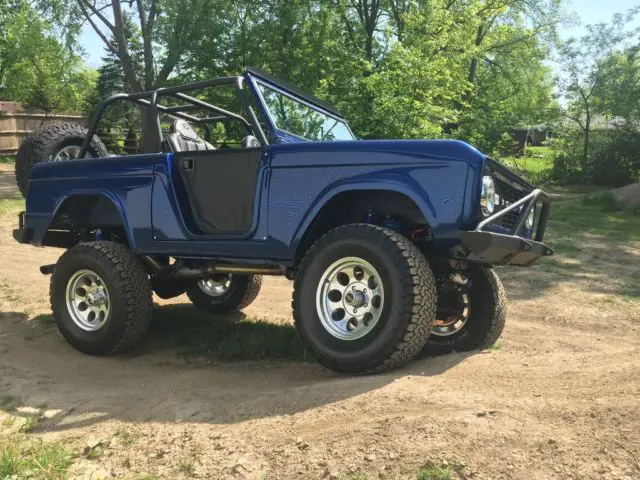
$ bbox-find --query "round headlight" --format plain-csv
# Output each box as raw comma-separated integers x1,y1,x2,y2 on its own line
526,207,535,229
481,175,496,216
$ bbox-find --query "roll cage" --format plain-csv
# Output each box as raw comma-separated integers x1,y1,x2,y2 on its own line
79,67,349,158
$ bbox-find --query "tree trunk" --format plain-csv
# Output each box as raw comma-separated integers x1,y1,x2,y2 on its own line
468,58,479,84
467,24,485,85
582,116,590,171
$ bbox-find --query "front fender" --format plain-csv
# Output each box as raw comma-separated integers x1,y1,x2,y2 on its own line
290,173,439,250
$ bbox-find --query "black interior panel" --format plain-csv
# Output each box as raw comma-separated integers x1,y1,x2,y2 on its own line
174,149,262,235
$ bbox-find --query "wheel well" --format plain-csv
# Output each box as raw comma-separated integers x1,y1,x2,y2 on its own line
295,190,428,263
44,195,129,247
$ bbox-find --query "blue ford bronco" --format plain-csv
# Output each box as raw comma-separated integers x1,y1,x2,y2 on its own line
13,67,552,374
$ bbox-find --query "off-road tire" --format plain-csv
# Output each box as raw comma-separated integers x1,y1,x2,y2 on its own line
50,241,153,355
424,267,506,355
293,224,437,374
15,123,108,197
187,275,262,314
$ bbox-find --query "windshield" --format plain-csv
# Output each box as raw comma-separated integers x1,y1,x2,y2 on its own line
257,83,355,141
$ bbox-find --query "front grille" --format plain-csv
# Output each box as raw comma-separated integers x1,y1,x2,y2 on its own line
483,157,534,236
493,178,528,233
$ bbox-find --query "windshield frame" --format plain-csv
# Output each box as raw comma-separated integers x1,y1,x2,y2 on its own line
246,72,356,143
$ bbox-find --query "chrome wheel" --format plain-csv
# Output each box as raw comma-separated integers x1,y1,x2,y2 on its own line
198,275,232,297
51,145,93,162
65,269,110,332
316,257,384,341
432,289,470,337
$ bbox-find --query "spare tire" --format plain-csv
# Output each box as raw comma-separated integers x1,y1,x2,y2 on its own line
15,123,108,197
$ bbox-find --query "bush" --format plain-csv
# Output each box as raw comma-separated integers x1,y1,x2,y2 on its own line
551,126,640,186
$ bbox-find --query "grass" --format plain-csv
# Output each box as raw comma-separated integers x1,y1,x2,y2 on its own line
0,436,73,480
486,339,503,352
19,413,42,433
179,459,195,476
84,445,103,459
33,313,56,327
528,190,640,300
2,417,17,429
548,194,640,243
501,146,554,183
416,462,452,480
0,281,22,304
0,155,15,164
149,304,310,362
0,198,24,214
31,305,309,362
116,426,139,446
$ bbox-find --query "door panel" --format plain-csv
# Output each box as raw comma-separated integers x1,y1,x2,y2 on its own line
173,149,262,235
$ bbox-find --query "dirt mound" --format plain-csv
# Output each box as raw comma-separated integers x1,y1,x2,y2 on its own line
613,181,640,210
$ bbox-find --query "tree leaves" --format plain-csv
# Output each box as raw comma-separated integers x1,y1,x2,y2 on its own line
0,1,96,113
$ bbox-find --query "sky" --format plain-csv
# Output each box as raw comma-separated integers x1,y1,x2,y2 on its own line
560,0,640,39
78,0,640,68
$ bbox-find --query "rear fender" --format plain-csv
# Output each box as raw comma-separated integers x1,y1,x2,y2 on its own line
43,190,134,248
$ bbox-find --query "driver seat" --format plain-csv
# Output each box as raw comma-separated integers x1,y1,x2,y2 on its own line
165,119,215,152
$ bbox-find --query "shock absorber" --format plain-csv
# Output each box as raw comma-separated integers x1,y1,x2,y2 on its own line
380,215,402,233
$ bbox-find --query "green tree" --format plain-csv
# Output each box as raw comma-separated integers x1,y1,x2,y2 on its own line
43,0,227,93
89,15,144,153
557,12,637,165
0,1,96,112
40,0,564,149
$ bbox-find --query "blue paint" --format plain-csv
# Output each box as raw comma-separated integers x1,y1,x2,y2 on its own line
20,70,534,266
23,140,487,262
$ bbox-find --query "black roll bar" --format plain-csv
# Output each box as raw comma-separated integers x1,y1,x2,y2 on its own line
79,75,269,158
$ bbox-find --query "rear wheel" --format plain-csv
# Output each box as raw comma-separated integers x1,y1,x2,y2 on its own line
186,274,262,314
50,241,153,355
424,268,506,355
15,123,108,197
293,224,437,374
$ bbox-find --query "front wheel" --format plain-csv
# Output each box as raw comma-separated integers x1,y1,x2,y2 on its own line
293,224,437,374
423,267,506,355
186,274,262,314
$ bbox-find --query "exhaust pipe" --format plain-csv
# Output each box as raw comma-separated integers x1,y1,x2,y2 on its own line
40,264,56,275
214,265,282,275
142,256,282,280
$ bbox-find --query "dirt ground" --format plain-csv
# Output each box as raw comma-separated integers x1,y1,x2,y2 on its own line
0,163,18,200
0,165,639,479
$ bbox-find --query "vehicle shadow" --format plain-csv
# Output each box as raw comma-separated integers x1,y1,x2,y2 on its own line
0,306,475,434
499,237,640,302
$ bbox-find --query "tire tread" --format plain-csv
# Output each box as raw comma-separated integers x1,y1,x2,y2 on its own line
50,241,152,355
293,224,437,374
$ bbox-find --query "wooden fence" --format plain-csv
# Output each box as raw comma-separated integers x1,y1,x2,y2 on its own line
0,112,88,155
